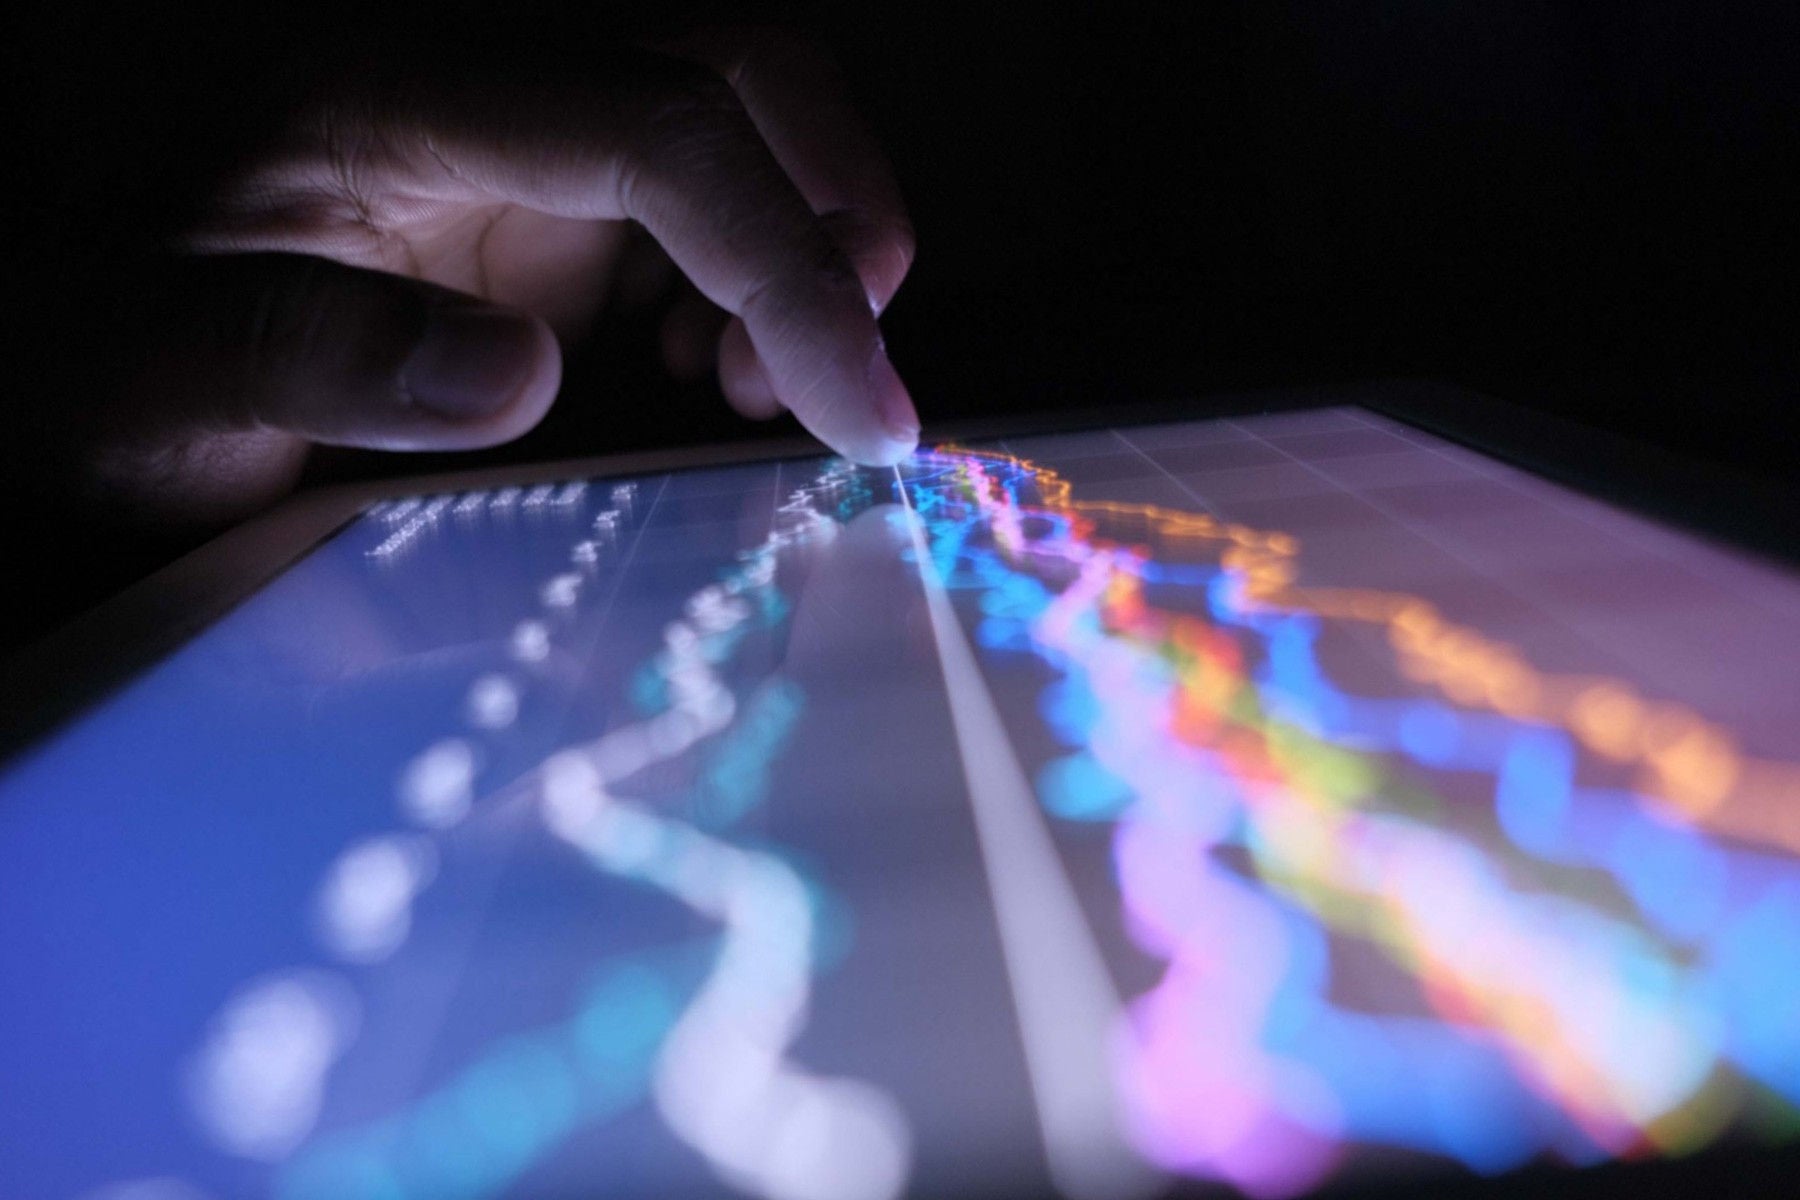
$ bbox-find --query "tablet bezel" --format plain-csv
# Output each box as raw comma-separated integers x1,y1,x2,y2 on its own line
1,378,1792,766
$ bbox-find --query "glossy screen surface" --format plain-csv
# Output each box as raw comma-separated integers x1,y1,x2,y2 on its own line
5,407,1800,1200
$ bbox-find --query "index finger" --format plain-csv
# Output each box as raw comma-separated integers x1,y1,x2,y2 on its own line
664,27,916,312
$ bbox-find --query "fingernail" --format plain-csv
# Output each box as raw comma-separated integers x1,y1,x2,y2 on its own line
869,347,920,447
402,304,542,419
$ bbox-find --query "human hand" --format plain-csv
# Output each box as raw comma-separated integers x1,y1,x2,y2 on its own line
85,28,918,525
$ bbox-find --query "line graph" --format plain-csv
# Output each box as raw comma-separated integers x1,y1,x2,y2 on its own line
887,426,1800,1194
27,406,1800,1200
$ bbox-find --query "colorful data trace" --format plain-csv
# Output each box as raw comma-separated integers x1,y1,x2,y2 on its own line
272,463,909,1200
895,445,1800,1197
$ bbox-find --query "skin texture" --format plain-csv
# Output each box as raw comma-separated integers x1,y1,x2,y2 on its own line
87,27,919,527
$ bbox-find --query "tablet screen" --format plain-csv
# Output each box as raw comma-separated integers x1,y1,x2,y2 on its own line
5,406,1799,1200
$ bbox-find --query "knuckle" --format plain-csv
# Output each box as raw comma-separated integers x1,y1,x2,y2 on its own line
618,58,760,203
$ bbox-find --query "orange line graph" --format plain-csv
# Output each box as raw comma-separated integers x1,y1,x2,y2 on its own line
943,445,1800,852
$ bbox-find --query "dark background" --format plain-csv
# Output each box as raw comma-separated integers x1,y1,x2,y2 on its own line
6,1,1797,647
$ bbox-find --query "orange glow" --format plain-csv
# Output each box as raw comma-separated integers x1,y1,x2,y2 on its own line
946,446,1800,850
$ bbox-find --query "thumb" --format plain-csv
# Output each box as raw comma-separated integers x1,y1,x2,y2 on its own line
123,252,561,454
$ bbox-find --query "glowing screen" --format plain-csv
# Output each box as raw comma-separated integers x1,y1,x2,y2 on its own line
4,406,1800,1200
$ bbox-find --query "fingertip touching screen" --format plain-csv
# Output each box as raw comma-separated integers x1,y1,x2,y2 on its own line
4,407,1800,1200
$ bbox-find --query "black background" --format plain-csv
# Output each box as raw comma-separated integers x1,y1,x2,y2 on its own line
6,0,1798,644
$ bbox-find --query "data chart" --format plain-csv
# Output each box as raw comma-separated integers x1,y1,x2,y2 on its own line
3,406,1799,1200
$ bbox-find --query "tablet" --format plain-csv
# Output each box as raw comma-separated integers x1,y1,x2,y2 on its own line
3,385,1798,1200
